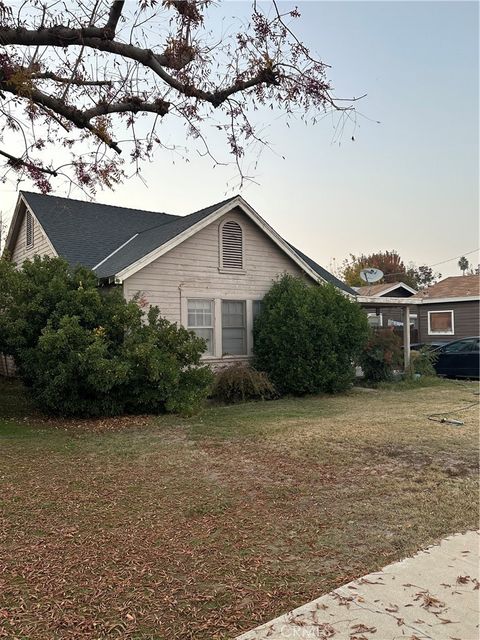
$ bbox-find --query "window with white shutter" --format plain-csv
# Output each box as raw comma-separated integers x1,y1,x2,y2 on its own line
26,210,34,248
220,220,243,270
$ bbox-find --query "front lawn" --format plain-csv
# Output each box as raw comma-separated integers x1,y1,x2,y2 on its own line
0,378,478,639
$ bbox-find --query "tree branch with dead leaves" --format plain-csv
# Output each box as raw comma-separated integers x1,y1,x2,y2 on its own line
0,0,362,193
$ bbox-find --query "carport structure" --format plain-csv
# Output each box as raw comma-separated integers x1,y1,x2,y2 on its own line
356,296,417,370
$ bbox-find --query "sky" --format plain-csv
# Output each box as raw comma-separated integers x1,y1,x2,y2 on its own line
1,1,478,278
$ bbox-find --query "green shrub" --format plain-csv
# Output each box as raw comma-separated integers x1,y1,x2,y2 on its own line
1,256,213,417
0,257,22,357
212,363,277,404
253,274,369,395
359,329,403,383
408,346,438,377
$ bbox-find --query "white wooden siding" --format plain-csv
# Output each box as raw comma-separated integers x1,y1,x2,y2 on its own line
124,207,308,325
11,209,55,264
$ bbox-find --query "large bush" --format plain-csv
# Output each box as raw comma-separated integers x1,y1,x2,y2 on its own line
253,275,369,395
358,328,403,383
1,256,213,416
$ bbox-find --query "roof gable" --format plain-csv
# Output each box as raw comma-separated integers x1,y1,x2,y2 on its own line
7,191,354,296
354,281,417,297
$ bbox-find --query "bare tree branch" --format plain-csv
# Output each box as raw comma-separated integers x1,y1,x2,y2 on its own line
0,148,58,176
31,72,113,86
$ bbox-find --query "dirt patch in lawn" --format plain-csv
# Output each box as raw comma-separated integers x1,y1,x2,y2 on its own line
371,442,479,476
0,378,478,639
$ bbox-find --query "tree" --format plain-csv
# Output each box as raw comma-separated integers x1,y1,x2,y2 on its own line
253,275,369,395
458,256,469,275
405,264,441,290
340,250,410,287
0,1,359,193
339,251,440,289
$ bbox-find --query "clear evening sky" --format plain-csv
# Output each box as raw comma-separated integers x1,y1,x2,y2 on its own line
1,1,478,277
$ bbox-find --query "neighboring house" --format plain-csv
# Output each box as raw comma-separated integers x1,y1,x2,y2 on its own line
411,275,480,345
354,281,418,332
3,191,355,369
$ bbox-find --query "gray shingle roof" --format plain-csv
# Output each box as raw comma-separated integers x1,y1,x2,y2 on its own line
21,191,178,270
94,199,235,278
287,244,357,295
20,191,354,294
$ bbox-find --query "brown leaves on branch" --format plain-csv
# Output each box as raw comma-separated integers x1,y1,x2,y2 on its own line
0,0,360,194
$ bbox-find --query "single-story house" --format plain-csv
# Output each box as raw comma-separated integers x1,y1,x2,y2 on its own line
356,275,479,349
3,191,355,370
410,275,480,344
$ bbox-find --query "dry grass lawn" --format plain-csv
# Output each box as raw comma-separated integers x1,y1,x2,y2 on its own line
0,377,478,639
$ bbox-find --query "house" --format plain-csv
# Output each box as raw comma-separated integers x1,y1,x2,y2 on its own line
411,275,480,344
3,191,355,368
354,281,418,335
356,275,480,349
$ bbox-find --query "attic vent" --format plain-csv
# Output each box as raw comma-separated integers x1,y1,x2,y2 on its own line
26,210,34,248
221,221,243,270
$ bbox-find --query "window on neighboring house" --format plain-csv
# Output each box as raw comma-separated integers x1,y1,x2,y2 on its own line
367,312,383,328
222,300,247,355
220,220,243,270
428,310,454,335
26,210,34,248
187,299,214,355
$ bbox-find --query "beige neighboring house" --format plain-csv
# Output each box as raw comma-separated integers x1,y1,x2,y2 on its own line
2,191,355,372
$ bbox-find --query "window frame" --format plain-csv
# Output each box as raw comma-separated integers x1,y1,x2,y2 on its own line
187,298,215,356
221,299,247,356
427,310,455,336
218,219,246,273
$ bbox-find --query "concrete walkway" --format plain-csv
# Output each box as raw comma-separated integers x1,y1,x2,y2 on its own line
236,531,479,640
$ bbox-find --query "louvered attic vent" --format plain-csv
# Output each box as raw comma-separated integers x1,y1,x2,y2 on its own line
26,210,33,247
221,221,243,269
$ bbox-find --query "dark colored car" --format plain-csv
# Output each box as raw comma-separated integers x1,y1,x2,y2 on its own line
409,342,446,351
432,337,480,379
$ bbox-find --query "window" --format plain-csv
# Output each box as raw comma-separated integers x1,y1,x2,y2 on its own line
222,300,247,355
220,220,243,270
187,299,214,355
252,300,263,323
367,312,383,328
428,310,454,335
442,338,478,354
26,210,34,248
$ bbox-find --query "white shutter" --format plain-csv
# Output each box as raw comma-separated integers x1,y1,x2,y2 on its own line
221,221,243,269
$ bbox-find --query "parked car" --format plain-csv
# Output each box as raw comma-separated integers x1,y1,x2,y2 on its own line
431,337,480,379
409,342,446,351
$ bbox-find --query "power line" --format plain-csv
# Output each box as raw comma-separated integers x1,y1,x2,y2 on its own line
428,248,479,268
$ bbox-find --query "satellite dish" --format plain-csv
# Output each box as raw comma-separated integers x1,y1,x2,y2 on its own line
360,268,384,284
